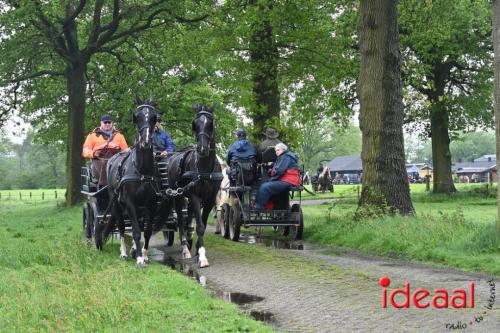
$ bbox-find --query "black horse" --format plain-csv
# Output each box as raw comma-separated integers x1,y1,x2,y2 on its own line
105,97,159,268
162,104,222,267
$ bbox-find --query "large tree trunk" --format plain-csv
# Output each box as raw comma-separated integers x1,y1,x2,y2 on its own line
249,1,280,140
63,12,86,206
430,103,456,193
65,63,86,206
492,0,500,239
357,0,414,215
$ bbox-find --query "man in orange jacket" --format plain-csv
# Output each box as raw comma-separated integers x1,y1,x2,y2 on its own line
82,114,129,187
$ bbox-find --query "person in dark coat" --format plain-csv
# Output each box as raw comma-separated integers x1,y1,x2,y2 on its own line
226,128,256,164
152,115,175,156
226,128,257,186
258,127,282,163
256,143,300,210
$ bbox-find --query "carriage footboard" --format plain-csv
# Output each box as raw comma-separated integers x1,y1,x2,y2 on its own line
243,209,300,227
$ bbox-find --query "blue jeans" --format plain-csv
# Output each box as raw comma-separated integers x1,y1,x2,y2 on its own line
256,180,291,210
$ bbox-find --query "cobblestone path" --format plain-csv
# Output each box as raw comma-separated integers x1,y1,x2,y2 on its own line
149,229,498,333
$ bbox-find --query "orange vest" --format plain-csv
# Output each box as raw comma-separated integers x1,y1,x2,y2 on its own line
82,129,128,159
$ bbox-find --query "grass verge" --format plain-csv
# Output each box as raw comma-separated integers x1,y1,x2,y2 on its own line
0,202,274,332
303,190,500,276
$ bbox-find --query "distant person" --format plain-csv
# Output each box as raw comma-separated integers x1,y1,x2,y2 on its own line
82,114,128,187
316,162,324,178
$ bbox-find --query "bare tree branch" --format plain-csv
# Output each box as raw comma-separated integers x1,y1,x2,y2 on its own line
2,70,65,85
87,0,105,47
63,0,87,26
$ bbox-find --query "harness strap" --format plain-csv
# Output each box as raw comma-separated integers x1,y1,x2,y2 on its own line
181,171,224,181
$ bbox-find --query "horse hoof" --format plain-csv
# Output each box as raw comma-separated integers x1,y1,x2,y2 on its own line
119,254,128,261
143,256,149,263
136,257,146,269
198,259,209,268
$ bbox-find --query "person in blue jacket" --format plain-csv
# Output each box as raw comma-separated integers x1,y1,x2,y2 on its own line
152,115,175,156
226,128,257,186
226,128,256,164
256,142,300,210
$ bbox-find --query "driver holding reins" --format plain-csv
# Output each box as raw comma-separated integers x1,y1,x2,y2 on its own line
82,114,129,188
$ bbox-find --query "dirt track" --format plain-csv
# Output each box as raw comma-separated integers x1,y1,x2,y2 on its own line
149,228,499,333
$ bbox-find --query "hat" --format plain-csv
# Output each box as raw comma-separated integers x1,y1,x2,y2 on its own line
101,114,113,122
236,128,247,138
263,128,279,139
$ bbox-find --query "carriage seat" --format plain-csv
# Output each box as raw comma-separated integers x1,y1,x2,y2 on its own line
229,157,257,187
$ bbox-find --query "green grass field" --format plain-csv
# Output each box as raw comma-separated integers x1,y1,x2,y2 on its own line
303,186,500,276
0,201,274,332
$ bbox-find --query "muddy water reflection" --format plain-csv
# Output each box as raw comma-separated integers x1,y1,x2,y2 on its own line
214,291,264,305
151,247,275,324
238,233,304,250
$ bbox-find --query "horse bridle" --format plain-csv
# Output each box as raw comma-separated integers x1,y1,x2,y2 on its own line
194,111,216,151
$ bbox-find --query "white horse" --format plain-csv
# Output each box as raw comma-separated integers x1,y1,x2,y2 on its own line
215,156,230,233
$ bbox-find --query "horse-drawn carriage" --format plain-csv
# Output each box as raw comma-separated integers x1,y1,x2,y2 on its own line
81,150,194,251
311,166,334,193
217,149,305,242
80,98,223,268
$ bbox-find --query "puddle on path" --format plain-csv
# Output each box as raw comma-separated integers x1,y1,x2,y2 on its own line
214,290,264,305
150,247,276,324
250,310,275,322
238,233,305,250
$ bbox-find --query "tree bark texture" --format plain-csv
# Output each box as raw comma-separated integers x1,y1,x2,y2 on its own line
492,0,500,238
249,1,280,140
426,60,457,194
65,63,86,206
64,15,86,206
357,0,414,215
430,102,456,193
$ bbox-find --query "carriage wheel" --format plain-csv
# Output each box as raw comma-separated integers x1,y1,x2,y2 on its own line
290,204,304,240
220,203,230,239
229,204,241,241
90,202,103,250
83,203,93,240
163,230,175,247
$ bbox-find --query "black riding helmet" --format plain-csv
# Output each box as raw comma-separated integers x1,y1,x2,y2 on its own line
236,128,247,138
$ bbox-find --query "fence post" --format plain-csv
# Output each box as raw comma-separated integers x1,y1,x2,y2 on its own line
19,192,21,200
55,190,57,199
30,192,32,199
9,192,11,201
42,192,44,200
357,186,360,200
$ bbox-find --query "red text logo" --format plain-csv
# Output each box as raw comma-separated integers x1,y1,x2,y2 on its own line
380,276,474,309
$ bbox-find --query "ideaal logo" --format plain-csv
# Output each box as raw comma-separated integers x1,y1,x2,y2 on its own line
379,276,496,330
379,276,474,309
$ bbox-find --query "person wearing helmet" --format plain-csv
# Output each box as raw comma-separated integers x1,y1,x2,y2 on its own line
226,128,257,186
226,128,256,164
